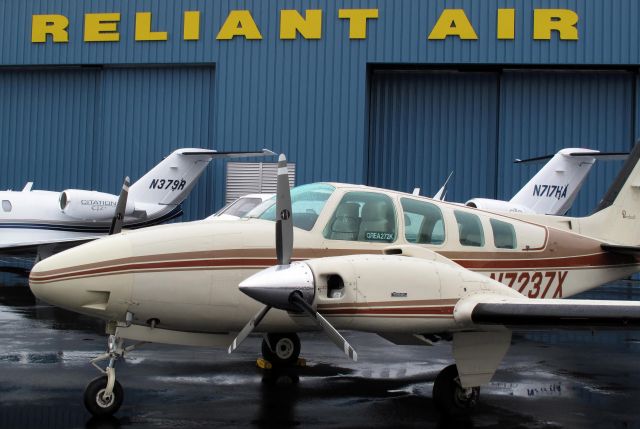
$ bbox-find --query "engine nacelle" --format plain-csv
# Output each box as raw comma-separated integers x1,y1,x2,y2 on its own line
59,190,135,220
464,198,535,214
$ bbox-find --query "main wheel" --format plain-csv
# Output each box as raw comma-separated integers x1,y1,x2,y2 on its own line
432,364,479,416
262,333,301,366
84,376,124,417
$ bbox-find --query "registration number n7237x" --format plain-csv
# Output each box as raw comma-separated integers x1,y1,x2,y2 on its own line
488,271,567,298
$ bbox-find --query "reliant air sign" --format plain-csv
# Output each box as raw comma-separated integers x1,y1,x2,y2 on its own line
30,8,579,44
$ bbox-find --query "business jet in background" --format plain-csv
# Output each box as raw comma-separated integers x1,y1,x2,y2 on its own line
464,148,628,215
0,148,274,266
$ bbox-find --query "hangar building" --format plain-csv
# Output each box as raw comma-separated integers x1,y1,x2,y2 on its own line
1,1,638,220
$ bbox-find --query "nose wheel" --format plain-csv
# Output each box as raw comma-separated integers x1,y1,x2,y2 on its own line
84,375,124,417
261,333,301,366
432,364,480,416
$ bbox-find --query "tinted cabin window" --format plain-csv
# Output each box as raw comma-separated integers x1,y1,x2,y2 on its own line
258,183,334,231
323,192,396,243
454,210,484,247
401,198,445,245
1,200,11,212
490,218,517,249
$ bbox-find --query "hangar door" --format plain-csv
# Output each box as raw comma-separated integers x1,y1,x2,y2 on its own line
368,71,499,202
0,66,215,220
368,69,634,216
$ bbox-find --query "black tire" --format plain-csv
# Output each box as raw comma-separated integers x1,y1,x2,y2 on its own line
261,333,301,366
433,364,479,416
84,376,124,417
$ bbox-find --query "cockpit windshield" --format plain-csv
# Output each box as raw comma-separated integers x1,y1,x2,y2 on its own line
252,183,335,231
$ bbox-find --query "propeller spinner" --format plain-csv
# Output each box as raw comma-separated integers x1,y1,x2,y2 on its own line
227,154,358,361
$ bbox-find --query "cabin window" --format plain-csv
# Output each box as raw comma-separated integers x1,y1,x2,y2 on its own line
1,200,11,212
454,210,484,247
323,191,397,243
257,183,335,231
490,218,517,249
401,198,445,245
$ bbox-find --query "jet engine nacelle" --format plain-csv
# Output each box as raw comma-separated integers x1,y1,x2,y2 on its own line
464,198,536,214
59,190,134,220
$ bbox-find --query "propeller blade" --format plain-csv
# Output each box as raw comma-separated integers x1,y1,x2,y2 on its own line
289,293,358,361
109,177,130,235
228,305,272,354
275,154,293,265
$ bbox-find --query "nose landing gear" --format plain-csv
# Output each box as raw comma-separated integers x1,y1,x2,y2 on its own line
84,334,143,417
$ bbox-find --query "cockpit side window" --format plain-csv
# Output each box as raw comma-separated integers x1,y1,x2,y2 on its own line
257,183,335,231
490,218,517,249
1,200,11,212
401,198,445,245
454,210,485,247
323,191,397,243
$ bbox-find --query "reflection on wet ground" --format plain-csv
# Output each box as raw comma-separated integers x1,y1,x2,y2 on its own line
0,282,639,428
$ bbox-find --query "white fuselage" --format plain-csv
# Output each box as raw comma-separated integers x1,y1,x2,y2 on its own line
0,189,180,249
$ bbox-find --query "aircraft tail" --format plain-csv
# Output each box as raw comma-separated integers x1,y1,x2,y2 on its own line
578,142,640,245
510,148,626,215
128,148,275,207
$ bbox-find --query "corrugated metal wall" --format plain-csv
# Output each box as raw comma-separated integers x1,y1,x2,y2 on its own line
498,70,634,216
368,70,499,202
368,69,636,215
0,66,216,220
1,1,640,215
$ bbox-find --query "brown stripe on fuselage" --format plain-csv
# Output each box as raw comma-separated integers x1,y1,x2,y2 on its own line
30,226,639,284
318,299,459,309
320,306,455,315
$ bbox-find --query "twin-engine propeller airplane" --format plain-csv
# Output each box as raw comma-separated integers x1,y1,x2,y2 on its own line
0,148,274,264
29,147,640,417
465,148,628,215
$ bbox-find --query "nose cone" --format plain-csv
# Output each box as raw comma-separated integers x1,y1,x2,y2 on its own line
29,234,133,319
239,261,315,311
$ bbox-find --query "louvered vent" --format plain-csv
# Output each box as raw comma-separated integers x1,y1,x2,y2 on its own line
225,162,296,204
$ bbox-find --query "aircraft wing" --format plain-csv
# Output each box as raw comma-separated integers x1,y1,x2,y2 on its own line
456,295,640,329
601,243,640,257
0,237,95,259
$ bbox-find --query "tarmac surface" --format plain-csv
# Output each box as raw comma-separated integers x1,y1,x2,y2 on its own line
0,278,639,429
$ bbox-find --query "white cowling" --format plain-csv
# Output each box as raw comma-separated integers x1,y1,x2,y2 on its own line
464,198,535,214
59,189,135,220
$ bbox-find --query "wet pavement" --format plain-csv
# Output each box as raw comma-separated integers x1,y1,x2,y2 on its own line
0,280,639,428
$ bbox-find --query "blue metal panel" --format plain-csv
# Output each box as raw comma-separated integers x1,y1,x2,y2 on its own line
368,71,499,202
0,66,215,221
97,66,216,220
0,1,640,216
498,70,634,216
0,69,99,191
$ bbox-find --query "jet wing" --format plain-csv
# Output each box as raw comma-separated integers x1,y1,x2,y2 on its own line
456,295,640,329
0,237,95,259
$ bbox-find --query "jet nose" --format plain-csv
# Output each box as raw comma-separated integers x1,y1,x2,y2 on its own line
239,261,315,311
29,234,133,319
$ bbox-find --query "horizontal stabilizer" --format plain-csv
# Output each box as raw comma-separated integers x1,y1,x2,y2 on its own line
181,149,276,158
514,149,628,164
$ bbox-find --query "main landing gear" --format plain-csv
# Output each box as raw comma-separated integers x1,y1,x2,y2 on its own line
84,334,143,417
432,364,480,416
261,333,301,367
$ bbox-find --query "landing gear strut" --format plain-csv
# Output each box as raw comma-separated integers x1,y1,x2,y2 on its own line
84,334,142,417
432,364,480,416
261,333,301,366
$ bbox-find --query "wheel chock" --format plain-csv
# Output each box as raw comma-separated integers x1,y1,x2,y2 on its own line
256,357,307,370
256,358,273,369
